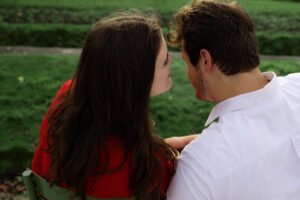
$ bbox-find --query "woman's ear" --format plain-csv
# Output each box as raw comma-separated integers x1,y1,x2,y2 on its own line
199,49,213,73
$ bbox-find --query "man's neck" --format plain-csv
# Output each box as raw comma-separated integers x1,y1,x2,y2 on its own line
214,69,269,103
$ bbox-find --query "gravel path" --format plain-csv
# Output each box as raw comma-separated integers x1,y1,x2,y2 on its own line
1,46,300,61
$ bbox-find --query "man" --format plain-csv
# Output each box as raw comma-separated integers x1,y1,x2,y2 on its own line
165,0,300,199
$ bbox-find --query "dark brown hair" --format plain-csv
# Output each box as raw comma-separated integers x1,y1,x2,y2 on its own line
167,0,260,75
46,11,177,200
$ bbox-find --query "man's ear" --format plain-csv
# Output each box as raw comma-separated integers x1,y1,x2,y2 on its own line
199,49,213,73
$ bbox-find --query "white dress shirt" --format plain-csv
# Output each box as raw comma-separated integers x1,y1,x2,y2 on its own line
167,72,300,200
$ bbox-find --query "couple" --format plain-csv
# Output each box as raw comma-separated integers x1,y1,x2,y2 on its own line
32,0,300,200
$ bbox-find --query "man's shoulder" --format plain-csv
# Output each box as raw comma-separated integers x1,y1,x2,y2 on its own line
180,115,278,180
285,72,300,78
278,72,300,100
279,72,300,86
168,127,227,199
180,124,243,180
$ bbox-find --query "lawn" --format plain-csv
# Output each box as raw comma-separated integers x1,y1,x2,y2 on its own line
1,0,299,29
0,53,210,149
1,53,300,174
1,0,300,13
0,53,207,174
0,0,187,11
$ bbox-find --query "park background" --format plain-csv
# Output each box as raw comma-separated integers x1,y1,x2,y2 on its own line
0,0,300,199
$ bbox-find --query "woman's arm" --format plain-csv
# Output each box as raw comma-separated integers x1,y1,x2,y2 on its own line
164,134,198,151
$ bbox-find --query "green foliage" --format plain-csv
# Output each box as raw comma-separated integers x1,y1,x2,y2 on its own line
0,146,33,175
0,23,88,47
0,5,173,27
1,1,300,55
1,23,300,55
260,60,300,75
0,0,187,12
1,4,300,32
239,0,300,14
257,32,300,55
0,1,299,56
0,54,78,174
252,12,300,33
0,6,116,25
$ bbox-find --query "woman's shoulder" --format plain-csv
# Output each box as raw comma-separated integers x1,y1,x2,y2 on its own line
57,80,72,95
50,80,72,106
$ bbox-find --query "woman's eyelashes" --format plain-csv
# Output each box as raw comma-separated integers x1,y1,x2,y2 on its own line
163,52,170,66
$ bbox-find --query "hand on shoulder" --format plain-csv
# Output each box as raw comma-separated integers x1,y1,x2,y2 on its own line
165,134,199,151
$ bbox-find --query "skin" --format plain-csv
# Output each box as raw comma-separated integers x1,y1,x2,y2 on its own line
165,48,269,150
150,37,173,97
164,134,199,151
182,49,213,101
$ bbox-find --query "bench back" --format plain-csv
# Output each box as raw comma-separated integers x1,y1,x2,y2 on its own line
22,168,135,200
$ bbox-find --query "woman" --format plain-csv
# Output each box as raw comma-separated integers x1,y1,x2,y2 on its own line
32,11,177,200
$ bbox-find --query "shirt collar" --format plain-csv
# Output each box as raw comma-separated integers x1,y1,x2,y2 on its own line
205,72,279,127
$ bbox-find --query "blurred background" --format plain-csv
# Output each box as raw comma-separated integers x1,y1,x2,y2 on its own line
0,0,300,199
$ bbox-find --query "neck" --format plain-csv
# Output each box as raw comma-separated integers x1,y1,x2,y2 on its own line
213,68,269,103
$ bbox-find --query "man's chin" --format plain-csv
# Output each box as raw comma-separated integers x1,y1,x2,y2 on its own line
196,93,205,101
196,92,213,102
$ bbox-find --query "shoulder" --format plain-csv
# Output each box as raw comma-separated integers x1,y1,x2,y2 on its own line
278,73,300,101
154,147,176,194
168,120,260,200
50,80,72,106
57,80,72,95
182,124,241,180
167,126,230,200
279,72,300,88
284,72,300,79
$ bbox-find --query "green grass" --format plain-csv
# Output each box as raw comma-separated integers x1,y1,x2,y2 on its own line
0,53,197,173
1,53,300,174
1,0,300,13
0,54,78,174
240,0,300,14
0,54,77,147
1,0,299,55
0,0,187,12
1,0,299,30
0,53,206,148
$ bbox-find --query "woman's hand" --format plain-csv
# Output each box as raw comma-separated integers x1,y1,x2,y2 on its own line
164,134,198,151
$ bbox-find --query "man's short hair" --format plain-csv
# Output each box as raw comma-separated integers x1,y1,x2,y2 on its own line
168,0,260,75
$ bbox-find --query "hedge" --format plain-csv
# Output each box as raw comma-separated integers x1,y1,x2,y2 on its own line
1,23,300,55
2,6,300,33
257,32,300,55
0,5,171,28
0,23,89,48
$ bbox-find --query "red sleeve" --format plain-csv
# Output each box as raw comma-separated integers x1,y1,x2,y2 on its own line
149,151,175,199
48,80,72,114
160,158,174,199
38,80,72,147
32,80,72,176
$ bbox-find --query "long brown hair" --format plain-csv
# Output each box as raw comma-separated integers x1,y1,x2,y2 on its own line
46,11,177,200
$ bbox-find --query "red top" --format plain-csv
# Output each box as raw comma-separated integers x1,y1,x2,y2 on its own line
32,80,174,199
